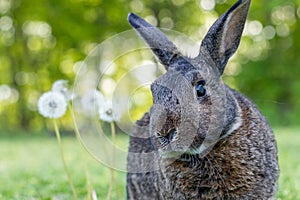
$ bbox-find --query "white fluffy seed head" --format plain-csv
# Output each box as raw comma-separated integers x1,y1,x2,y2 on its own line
51,80,71,100
81,90,105,114
38,91,67,119
98,100,121,123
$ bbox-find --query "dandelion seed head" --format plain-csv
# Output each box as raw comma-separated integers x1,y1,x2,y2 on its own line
98,100,121,122
51,80,71,100
38,91,67,118
81,90,105,114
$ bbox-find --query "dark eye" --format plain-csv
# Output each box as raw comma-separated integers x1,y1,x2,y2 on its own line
195,80,206,97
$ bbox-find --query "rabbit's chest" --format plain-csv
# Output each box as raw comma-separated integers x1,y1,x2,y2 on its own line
159,160,225,199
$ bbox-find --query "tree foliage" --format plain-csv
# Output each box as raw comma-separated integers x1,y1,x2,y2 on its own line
0,0,299,132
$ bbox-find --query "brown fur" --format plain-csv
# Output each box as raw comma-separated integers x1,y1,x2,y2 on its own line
127,0,279,199
127,89,279,199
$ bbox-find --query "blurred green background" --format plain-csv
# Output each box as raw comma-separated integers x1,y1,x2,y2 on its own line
0,0,300,199
0,0,299,132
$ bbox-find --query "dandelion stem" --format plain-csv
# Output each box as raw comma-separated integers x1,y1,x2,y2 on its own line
53,119,78,200
68,103,93,200
106,122,116,200
85,164,92,200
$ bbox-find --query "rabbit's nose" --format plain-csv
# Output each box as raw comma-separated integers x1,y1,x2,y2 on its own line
167,128,177,141
155,128,177,144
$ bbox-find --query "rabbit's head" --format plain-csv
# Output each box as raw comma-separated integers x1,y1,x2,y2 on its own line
128,0,250,158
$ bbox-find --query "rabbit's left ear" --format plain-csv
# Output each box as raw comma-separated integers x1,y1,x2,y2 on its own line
199,0,251,75
128,13,180,70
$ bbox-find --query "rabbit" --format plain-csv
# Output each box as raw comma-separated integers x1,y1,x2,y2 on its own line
126,0,279,199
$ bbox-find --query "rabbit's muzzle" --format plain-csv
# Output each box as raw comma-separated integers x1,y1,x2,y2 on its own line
150,104,204,158
150,72,211,157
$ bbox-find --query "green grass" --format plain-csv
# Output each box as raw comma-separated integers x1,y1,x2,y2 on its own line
0,135,127,200
275,127,300,199
0,128,299,199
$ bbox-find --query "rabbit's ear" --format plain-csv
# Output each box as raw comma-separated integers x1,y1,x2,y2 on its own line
128,13,180,70
199,0,251,75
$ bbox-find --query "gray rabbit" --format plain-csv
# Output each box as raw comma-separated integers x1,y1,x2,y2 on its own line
126,0,279,199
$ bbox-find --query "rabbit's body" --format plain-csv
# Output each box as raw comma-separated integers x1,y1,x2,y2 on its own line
127,87,278,199
126,0,279,199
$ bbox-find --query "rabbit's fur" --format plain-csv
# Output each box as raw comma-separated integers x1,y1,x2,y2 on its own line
126,0,279,199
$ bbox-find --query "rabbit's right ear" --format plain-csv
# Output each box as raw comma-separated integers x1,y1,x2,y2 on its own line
128,12,180,70
199,0,251,75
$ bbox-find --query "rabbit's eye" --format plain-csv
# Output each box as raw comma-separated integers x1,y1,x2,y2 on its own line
195,81,206,97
